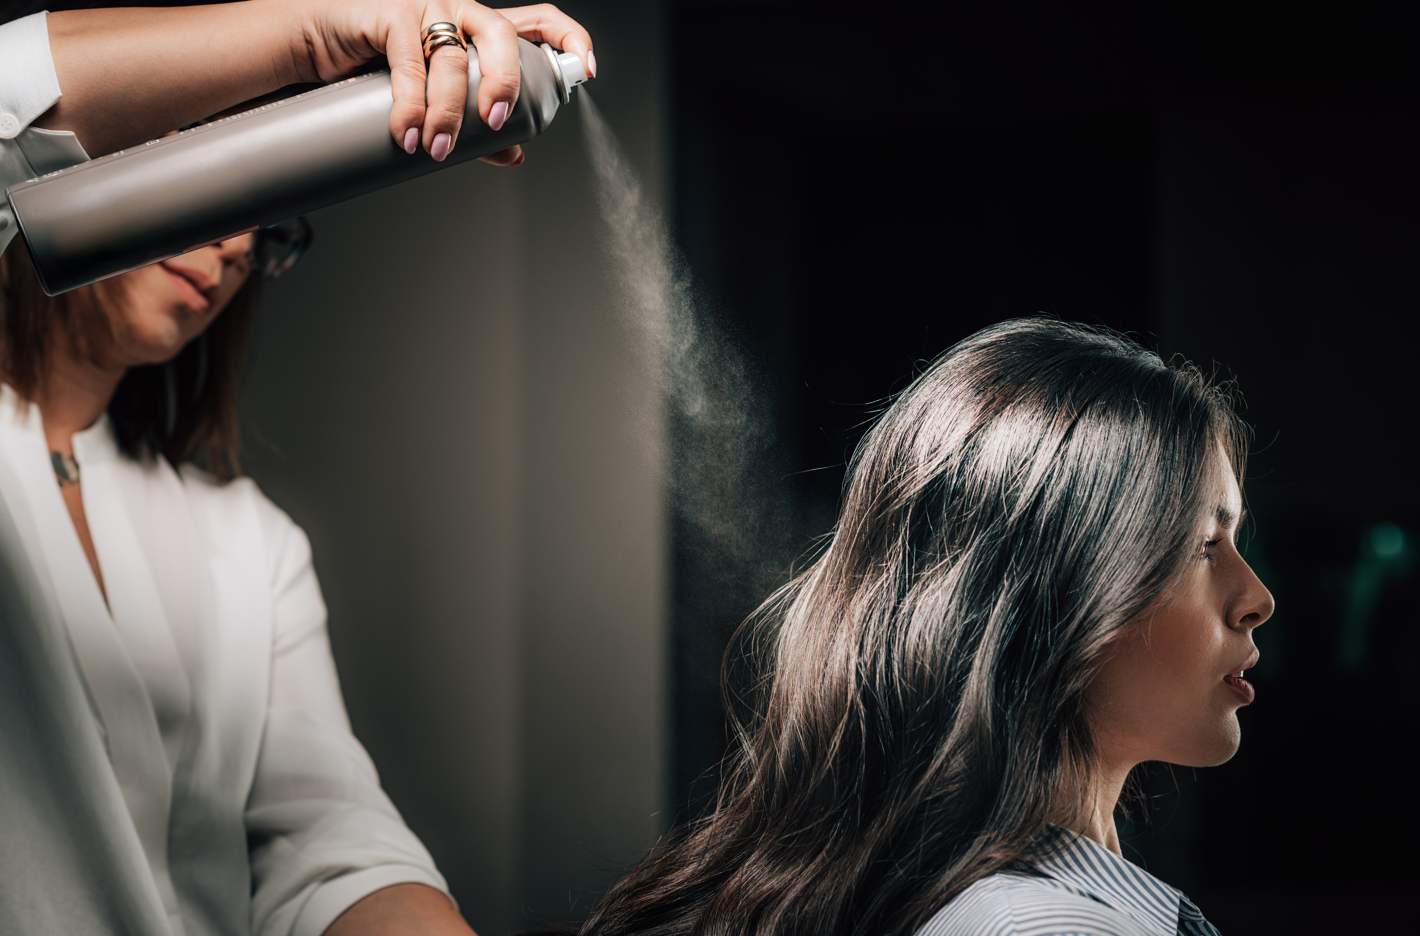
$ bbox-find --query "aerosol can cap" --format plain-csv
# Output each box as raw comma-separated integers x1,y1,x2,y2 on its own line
542,43,590,104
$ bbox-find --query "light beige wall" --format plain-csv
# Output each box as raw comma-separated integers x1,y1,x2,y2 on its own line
240,5,666,930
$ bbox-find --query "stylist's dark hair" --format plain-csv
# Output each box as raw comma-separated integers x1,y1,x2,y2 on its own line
0,246,254,479
578,318,1248,936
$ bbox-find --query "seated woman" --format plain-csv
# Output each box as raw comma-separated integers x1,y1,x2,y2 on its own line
0,229,475,935
575,318,1271,935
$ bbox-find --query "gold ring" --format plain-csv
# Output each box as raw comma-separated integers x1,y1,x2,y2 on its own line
424,35,466,59
422,24,467,60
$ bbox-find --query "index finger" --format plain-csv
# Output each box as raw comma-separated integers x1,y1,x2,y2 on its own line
497,4,597,78
461,5,523,128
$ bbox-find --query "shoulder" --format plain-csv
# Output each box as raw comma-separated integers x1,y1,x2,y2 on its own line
915,873,1158,936
177,465,306,561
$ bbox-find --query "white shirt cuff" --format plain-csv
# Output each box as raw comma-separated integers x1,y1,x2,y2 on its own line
0,13,62,131
1,11,90,259
291,864,455,936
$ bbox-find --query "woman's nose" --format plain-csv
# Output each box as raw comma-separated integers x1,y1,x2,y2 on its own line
214,234,256,271
215,239,245,262
1234,558,1275,631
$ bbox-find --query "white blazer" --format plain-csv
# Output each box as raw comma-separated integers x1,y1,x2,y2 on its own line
0,386,448,936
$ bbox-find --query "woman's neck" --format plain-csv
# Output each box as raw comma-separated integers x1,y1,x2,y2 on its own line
34,342,125,453
1055,759,1133,856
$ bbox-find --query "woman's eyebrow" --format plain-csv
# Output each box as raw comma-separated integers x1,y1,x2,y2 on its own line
1215,504,1242,530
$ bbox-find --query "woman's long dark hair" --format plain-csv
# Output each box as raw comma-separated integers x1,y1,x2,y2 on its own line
579,318,1248,936
0,246,254,478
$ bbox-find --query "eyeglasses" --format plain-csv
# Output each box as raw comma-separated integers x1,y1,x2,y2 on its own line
255,216,313,280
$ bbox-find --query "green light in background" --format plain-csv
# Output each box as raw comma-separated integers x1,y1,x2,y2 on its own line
1371,522,1404,559
1339,522,1413,670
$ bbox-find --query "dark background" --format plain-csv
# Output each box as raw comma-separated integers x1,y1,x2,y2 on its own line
6,0,1414,930
667,2,1417,932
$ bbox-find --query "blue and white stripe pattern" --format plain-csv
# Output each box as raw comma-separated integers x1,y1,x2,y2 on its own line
915,828,1223,936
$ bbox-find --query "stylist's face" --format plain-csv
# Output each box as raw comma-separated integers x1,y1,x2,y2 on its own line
1090,454,1275,769
97,234,255,367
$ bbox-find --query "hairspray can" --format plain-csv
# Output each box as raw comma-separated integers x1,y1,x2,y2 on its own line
5,39,588,295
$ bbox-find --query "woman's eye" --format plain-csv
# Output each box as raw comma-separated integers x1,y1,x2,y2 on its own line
1200,537,1222,559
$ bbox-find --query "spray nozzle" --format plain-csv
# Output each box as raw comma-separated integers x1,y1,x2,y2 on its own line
542,43,590,104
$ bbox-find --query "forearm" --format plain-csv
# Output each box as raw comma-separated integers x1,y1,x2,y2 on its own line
26,2,593,165
37,1,308,157
324,883,477,936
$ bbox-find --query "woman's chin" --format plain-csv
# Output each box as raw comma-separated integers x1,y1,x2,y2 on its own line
115,332,194,368
1175,722,1243,769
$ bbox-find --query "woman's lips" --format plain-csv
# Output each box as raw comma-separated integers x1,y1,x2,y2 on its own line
1223,674,1256,705
160,262,213,313
1222,647,1259,705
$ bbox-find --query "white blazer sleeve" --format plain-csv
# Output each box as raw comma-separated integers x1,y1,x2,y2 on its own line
0,12,91,254
244,497,450,936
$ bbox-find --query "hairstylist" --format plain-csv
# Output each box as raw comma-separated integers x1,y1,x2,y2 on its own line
0,0,595,254
0,4,591,936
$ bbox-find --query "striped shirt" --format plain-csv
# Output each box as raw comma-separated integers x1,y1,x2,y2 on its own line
915,828,1222,936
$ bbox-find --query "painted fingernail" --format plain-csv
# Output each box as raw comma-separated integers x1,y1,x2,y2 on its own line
431,132,452,162
512,151,525,167
587,50,597,78
488,101,509,132
403,127,419,154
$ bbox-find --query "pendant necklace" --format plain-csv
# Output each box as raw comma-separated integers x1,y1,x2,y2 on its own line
51,450,80,487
